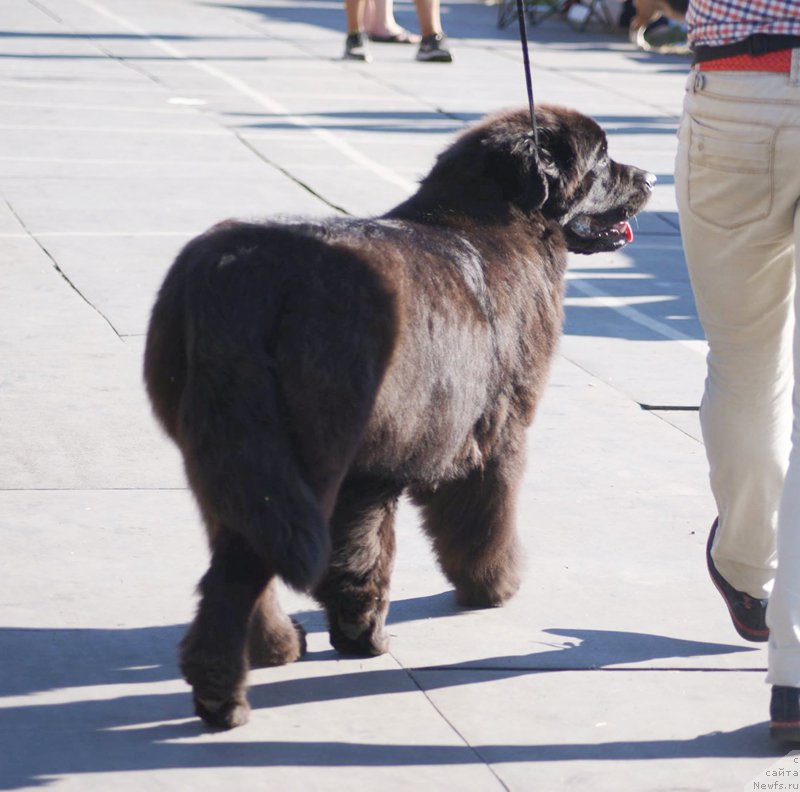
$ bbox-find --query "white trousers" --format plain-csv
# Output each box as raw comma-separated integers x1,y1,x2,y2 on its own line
675,57,800,686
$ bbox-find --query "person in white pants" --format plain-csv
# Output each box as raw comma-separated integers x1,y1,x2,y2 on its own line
674,0,800,741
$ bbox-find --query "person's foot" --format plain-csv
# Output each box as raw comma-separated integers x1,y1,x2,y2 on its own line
706,518,769,642
771,687,800,742
368,28,420,44
344,32,371,61
416,33,452,63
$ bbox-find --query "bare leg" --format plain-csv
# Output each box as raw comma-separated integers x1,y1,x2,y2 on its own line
630,0,659,30
179,531,271,729
314,479,401,656
248,579,307,667
631,0,684,33
345,0,367,32
365,0,418,38
413,0,443,37
411,439,525,607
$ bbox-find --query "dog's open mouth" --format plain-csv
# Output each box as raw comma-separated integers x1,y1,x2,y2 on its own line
564,214,634,254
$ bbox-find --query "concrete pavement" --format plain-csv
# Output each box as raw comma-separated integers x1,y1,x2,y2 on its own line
0,0,784,789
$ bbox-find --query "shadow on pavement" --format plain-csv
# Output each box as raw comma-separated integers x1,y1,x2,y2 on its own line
0,589,767,788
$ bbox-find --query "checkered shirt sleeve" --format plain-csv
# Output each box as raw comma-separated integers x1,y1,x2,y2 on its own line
687,0,800,47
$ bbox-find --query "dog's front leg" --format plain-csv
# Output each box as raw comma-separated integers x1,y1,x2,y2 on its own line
314,479,401,657
412,436,525,607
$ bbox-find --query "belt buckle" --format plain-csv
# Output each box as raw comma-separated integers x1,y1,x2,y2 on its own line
746,34,770,56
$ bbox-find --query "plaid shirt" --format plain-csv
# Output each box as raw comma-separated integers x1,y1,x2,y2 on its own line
687,0,800,47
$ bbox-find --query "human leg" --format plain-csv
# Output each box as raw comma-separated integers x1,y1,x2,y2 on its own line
675,73,797,603
768,198,800,688
344,0,371,60
345,0,366,32
413,0,441,37
768,196,800,740
630,0,659,30
365,0,420,41
413,0,452,62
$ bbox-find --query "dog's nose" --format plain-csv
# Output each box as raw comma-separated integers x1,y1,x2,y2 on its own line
642,172,657,191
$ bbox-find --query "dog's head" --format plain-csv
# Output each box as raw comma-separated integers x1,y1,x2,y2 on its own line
414,105,655,255
530,106,655,254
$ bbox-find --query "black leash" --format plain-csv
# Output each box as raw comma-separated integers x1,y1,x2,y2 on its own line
514,0,539,148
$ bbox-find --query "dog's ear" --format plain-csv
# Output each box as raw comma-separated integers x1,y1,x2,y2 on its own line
483,133,550,211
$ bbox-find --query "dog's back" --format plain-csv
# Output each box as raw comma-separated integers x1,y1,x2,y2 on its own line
144,221,397,590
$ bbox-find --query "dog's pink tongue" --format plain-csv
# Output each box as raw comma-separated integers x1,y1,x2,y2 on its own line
624,222,633,243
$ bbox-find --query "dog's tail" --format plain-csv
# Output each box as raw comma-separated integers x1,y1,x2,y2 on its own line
143,226,329,591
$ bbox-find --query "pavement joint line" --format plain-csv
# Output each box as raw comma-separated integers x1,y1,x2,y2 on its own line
0,487,187,492
0,126,232,135
0,79,231,94
0,99,201,114
402,662,511,791
647,408,705,444
411,666,768,673
26,0,63,24
3,198,123,341
1,156,256,165
31,0,167,88
0,231,195,238
236,133,350,215
556,351,699,428
640,404,699,411
71,0,419,194
657,211,681,230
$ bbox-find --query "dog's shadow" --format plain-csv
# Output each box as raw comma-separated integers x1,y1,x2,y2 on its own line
0,593,775,789
288,589,462,638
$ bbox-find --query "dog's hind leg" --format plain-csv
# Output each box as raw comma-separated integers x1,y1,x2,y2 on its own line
412,434,526,608
179,529,272,730
314,478,401,657
247,579,307,667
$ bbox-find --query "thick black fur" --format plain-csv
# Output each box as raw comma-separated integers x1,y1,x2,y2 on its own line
144,105,654,728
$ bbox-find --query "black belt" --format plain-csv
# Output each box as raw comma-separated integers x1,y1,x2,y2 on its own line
692,34,800,65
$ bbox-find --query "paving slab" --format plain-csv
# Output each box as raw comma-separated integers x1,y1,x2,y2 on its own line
411,670,780,791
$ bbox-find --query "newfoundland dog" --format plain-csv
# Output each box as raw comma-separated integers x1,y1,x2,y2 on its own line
144,104,654,728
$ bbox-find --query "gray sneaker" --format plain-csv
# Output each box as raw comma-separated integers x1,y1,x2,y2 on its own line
344,32,371,62
416,33,452,63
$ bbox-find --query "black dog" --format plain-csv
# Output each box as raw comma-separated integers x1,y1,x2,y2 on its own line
144,105,654,729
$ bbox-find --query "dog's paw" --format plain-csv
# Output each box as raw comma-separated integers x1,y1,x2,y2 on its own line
455,574,520,608
329,617,389,657
249,617,307,667
193,693,251,730
180,650,251,728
